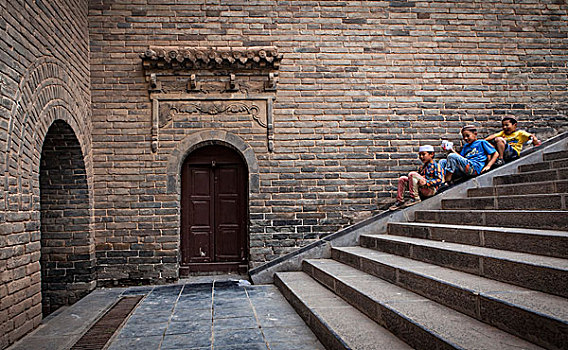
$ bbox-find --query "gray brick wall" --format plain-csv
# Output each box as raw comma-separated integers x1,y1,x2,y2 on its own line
0,1,93,348
88,0,567,284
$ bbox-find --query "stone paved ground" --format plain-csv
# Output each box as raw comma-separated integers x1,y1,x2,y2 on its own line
109,281,324,350
8,278,323,350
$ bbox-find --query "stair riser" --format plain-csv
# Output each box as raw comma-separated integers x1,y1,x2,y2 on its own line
330,249,567,350
359,236,568,298
274,274,350,350
480,296,567,350
519,158,568,173
302,262,457,350
441,194,567,210
493,168,568,185
415,210,568,230
543,150,568,161
467,180,568,197
387,223,568,259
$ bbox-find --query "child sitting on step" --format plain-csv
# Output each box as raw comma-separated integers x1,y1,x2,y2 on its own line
390,145,444,209
439,125,499,183
485,117,541,166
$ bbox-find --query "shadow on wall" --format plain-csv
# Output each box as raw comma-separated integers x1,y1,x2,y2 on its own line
39,120,95,316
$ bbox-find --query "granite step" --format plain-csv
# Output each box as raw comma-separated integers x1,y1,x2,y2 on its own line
301,259,544,350
274,271,412,350
386,222,568,258
330,246,568,350
467,179,568,197
359,234,568,297
414,209,568,230
441,193,568,210
543,150,568,162
493,167,568,185
518,158,568,173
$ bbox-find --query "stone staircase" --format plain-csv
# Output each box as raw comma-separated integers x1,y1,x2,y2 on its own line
274,148,568,350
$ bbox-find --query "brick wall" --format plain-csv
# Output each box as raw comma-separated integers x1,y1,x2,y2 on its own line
88,0,567,283
0,0,92,348
0,1,566,345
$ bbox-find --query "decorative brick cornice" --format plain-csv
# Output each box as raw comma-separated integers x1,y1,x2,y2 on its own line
141,46,282,70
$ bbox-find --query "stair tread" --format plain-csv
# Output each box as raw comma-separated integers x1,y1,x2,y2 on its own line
304,259,543,350
473,179,568,189
390,221,568,237
447,193,567,200
332,246,568,322
362,233,568,269
418,209,568,213
468,179,568,197
275,271,412,350
497,167,568,177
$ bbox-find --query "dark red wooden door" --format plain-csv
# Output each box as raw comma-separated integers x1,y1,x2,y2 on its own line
181,145,247,274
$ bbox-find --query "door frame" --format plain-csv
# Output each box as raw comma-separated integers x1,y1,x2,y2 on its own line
180,144,249,275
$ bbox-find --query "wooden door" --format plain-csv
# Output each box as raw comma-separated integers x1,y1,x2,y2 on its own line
181,145,247,274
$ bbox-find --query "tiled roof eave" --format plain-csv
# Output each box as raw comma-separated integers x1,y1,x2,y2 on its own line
140,46,283,70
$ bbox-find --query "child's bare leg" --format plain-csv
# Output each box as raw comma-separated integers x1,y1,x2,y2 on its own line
493,137,506,159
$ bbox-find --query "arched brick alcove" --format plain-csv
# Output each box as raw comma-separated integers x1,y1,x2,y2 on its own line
39,120,95,316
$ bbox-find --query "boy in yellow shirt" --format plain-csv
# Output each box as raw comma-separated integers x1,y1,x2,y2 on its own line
485,117,541,166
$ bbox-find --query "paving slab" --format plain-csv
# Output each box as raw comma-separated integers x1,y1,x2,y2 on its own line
8,278,323,350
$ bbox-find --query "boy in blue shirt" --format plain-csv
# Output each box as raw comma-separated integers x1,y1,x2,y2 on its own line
439,125,499,182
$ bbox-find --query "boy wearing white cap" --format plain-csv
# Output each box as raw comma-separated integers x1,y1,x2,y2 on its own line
390,145,444,209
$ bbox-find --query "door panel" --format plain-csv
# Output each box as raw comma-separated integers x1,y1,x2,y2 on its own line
182,167,213,264
180,146,247,272
215,166,243,262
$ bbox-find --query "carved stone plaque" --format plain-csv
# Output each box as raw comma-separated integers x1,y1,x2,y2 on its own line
159,100,267,129
149,95,274,153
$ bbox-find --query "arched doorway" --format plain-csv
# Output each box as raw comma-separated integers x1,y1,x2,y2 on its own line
40,120,94,316
180,144,249,275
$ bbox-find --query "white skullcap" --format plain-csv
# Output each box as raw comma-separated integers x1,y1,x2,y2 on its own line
418,145,434,152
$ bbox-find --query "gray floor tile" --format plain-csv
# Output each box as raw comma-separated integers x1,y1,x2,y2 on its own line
176,298,212,310
166,319,212,335
171,310,212,322
213,316,258,331
213,328,265,347
213,306,255,318
161,331,212,349
214,342,268,350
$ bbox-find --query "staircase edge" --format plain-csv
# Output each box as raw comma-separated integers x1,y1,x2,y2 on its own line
250,132,568,284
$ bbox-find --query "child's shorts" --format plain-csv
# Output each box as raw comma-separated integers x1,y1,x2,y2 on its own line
504,143,520,161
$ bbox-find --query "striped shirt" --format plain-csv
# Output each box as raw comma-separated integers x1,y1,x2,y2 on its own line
419,161,444,189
